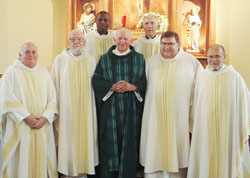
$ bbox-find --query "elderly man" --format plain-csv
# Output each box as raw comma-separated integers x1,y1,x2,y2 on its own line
51,29,98,177
140,31,203,178
133,13,160,60
85,11,114,62
0,42,58,178
187,44,250,178
92,28,146,178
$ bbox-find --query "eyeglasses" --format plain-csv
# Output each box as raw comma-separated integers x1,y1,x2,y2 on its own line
69,38,84,42
161,42,178,46
207,55,224,59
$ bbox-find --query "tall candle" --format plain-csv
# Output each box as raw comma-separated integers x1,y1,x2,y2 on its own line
122,15,126,27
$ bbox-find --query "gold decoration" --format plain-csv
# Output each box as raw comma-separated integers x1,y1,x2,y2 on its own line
136,12,168,32
83,3,95,12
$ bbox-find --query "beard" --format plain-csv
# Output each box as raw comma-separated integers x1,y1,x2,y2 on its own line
208,62,223,71
70,47,84,56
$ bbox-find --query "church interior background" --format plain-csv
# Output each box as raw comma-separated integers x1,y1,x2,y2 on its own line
67,0,215,67
0,0,250,90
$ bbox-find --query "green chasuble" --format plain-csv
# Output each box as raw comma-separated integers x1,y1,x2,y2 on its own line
92,45,146,178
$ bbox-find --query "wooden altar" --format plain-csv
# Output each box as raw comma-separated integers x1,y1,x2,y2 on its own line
66,0,215,66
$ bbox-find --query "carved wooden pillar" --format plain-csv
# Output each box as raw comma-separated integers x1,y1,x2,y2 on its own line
76,0,82,22
168,0,183,38
99,0,110,11
66,0,77,45
208,0,216,46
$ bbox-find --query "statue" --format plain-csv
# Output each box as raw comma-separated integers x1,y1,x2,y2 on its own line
137,0,144,17
183,6,202,52
77,3,96,35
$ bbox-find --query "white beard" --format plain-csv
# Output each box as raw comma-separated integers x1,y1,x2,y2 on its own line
208,62,223,71
70,48,84,56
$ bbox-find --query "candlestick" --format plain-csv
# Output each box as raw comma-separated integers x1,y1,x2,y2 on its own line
122,15,126,27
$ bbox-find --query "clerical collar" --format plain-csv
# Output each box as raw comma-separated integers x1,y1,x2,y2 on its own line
16,58,39,71
160,48,182,61
112,48,131,56
97,30,108,36
68,49,85,57
208,64,226,72
145,35,156,39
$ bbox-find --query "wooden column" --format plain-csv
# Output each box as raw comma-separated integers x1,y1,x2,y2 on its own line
99,0,110,11
66,0,77,45
208,0,216,46
76,0,82,22
168,0,183,37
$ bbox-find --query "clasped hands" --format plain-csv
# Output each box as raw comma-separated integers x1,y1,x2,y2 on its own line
24,114,47,129
111,80,137,93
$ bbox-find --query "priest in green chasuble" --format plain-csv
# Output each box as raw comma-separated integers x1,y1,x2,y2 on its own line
140,31,203,178
187,44,250,178
92,28,146,178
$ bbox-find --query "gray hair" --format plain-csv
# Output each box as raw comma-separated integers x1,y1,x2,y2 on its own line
68,29,84,40
142,13,159,25
115,28,132,40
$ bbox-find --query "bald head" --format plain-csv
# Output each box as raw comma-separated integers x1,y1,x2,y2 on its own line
115,28,132,40
20,42,38,54
19,42,39,68
114,28,132,53
207,44,226,71
207,44,225,56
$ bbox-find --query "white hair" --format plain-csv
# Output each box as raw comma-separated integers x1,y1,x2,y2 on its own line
68,29,84,40
115,28,132,40
142,13,159,25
